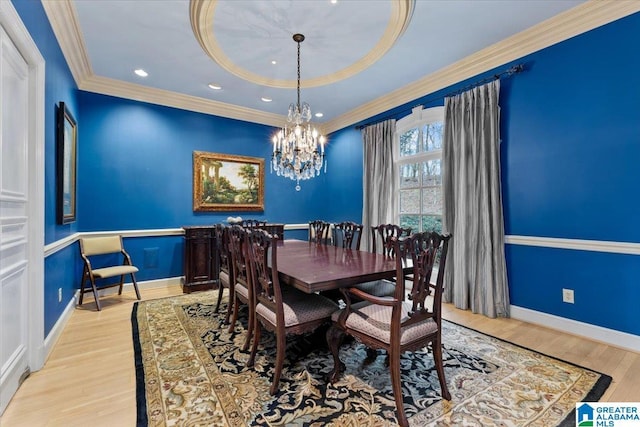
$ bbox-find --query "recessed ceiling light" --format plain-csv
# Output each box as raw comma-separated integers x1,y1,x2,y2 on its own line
315,112,324,118
208,83,222,90
271,60,277,65
330,0,337,4
261,97,272,102
134,69,148,77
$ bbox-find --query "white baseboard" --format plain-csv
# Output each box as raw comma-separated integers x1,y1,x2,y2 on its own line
42,276,183,362
510,305,640,354
43,291,78,362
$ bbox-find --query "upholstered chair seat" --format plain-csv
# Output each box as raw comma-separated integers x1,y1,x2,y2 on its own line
331,300,438,346
256,287,338,328
235,279,249,299
219,269,230,287
90,265,138,279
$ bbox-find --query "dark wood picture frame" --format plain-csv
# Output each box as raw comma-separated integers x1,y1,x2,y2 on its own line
56,102,77,224
193,151,265,212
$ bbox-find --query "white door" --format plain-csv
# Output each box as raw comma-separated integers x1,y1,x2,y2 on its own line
0,24,31,414
0,1,45,412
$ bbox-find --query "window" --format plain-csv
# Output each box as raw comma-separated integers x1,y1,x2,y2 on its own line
395,106,444,233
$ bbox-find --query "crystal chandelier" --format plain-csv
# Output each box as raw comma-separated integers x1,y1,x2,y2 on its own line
271,33,326,191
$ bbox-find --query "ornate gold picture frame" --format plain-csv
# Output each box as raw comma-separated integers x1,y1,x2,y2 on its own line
193,151,264,212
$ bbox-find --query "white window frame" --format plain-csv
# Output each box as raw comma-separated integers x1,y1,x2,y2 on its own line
394,105,445,232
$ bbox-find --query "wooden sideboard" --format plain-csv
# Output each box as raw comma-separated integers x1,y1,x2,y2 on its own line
182,223,285,293
182,226,219,293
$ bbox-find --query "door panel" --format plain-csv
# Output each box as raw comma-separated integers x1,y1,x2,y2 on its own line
0,24,30,415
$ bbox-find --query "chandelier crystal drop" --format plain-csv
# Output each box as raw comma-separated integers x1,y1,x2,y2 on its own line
271,33,326,191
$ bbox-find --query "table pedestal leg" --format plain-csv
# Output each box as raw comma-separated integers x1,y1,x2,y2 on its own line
326,324,346,383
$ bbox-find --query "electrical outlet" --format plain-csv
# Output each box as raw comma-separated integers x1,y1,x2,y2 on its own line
562,288,574,304
58,288,62,303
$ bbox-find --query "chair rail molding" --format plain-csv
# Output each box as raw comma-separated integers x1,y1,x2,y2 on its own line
505,235,640,255
44,228,184,257
45,229,640,258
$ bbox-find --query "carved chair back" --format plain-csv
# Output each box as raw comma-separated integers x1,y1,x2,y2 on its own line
370,223,412,256
395,231,451,325
309,220,331,245
333,221,363,250
246,229,284,325
229,225,249,285
215,224,231,275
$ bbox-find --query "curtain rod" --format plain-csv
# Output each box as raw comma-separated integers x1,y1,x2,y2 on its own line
355,63,525,130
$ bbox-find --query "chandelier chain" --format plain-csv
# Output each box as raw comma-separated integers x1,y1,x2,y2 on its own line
297,40,301,110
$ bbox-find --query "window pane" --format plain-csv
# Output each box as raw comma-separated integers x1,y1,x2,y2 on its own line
400,214,419,232
422,122,443,152
421,215,442,233
422,187,442,214
400,189,420,213
400,128,419,156
422,159,441,186
400,163,420,188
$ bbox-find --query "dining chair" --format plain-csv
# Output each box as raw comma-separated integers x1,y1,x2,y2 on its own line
308,220,332,245
214,224,234,325
78,235,141,311
227,225,254,351
332,221,363,250
327,231,452,427
350,223,413,300
245,229,339,395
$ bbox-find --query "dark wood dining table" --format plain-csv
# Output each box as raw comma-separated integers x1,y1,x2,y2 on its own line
275,239,399,293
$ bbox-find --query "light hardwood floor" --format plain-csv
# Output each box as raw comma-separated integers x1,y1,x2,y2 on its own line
1,285,638,426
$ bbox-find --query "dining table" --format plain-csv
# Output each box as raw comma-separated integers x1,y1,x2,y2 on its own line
274,239,400,293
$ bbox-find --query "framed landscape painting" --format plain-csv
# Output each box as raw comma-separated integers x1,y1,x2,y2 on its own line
193,151,264,212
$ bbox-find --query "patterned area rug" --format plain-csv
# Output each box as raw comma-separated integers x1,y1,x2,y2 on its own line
132,291,611,426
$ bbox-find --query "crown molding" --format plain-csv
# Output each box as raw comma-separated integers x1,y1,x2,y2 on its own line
80,75,285,127
41,0,92,84
323,0,640,133
44,0,640,134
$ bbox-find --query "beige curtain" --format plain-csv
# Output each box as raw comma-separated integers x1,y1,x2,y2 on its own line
442,80,510,318
361,119,397,251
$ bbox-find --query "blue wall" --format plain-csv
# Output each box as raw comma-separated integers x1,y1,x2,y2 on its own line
500,13,640,335
76,92,342,230
352,13,640,335
14,0,640,338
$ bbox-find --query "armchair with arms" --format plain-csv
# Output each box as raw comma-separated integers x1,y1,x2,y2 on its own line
327,231,452,427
